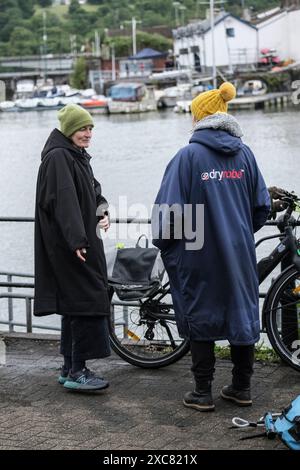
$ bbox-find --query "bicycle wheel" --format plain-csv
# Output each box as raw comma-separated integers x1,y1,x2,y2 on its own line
264,266,300,372
109,299,190,368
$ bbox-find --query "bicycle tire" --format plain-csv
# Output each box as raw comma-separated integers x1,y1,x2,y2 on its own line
264,266,300,372
109,302,190,368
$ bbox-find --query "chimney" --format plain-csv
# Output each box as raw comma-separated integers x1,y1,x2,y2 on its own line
242,8,251,21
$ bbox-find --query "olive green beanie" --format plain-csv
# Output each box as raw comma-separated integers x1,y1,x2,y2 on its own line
58,104,94,138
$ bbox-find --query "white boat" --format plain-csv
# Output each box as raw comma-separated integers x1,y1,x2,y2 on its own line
15,98,39,109
58,95,81,106
157,82,209,108
79,95,108,114
157,84,194,108
174,100,192,113
107,83,157,114
38,97,61,108
237,80,268,97
0,101,16,111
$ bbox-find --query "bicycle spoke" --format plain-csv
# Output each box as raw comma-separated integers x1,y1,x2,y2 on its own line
109,301,189,367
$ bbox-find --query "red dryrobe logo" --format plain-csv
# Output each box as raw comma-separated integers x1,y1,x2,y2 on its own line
201,169,245,181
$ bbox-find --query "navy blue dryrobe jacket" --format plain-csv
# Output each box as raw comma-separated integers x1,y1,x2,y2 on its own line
152,127,270,345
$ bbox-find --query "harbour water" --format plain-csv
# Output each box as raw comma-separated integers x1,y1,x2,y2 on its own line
0,107,299,332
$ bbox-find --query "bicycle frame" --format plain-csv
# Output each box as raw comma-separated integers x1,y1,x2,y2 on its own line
257,232,293,285
137,223,299,333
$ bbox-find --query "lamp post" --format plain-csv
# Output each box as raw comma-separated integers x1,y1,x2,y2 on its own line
172,2,181,27
94,30,101,57
195,0,226,88
210,0,217,88
111,44,116,81
124,17,142,56
42,10,48,81
179,5,187,25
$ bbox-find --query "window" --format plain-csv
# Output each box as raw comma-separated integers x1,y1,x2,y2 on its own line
226,28,235,38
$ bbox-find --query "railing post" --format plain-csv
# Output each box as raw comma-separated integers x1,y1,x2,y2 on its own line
7,274,14,332
25,297,32,333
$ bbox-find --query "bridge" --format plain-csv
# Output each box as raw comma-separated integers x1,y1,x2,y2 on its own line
0,53,101,97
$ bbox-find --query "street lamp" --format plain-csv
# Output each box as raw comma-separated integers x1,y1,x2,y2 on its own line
111,43,116,81
42,11,48,81
195,0,226,88
124,17,142,56
179,5,187,25
173,2,181,27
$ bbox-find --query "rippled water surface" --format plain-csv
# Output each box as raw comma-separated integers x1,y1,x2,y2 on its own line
0,107,299,331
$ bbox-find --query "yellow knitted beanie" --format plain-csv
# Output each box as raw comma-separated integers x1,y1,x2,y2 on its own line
191,82,236,122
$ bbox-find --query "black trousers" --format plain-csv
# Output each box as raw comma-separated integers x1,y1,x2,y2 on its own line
60,315,111,362
190,340,254,390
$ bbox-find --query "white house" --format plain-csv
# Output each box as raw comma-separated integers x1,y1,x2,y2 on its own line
256,7,300,63
173,12,258,72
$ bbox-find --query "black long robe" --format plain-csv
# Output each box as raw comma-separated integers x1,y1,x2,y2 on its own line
34,129,110,317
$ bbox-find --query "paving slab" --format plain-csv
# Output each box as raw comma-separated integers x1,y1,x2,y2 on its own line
0,333,299,450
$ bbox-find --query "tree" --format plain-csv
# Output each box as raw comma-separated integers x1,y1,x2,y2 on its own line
37,0,53,7
17,0,35,19
0,8,23,43
9,26,37,55
70,57,88,89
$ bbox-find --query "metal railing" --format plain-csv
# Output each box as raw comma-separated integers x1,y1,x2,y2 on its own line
0,216,299,334
0,217,149,334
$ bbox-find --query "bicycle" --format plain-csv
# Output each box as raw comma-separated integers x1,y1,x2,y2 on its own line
108,190,300,370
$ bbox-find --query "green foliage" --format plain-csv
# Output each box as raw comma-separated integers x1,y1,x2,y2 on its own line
215,343,280,363
105,31,172,57
70,56,88,89
0,0,281,56
37,0,52,7
9,26,37,55
17,0,35,18
227,0,280,16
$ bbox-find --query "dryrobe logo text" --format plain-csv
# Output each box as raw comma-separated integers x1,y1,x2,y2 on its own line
201,169,245,181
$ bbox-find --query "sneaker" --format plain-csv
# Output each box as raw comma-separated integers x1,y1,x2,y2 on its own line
220,385,252,406
58,366,69,385
63,367,109,391
183,391,215,412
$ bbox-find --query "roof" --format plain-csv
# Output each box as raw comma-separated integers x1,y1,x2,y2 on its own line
128,48,167,60
173,12,257,39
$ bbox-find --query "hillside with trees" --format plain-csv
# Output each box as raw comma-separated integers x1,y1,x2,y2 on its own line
0,0,282,57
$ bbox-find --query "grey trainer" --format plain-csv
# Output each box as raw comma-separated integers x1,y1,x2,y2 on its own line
63,367,109,391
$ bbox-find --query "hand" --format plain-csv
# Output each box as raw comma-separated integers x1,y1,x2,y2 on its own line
272,199,289,213
75,248,87,262
98,215,110,232
269,199,289,220
268,186,287,200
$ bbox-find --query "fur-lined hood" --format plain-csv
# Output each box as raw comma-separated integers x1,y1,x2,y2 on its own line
193,112,243,137
190,113,243,156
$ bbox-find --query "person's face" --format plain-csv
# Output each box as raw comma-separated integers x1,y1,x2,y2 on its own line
70,125,93,148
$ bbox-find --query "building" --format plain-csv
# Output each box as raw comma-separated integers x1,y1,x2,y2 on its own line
256,5,300,63
119,48,168,79
173,11,258,73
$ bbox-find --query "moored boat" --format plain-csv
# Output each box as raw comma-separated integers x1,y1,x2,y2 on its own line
107,83,157,114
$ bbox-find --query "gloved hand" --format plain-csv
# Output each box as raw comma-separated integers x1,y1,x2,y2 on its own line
268,186,287,200
268,187,289,219
272,199,289,213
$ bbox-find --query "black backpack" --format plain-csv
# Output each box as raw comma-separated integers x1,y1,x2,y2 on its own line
105,235,165,301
